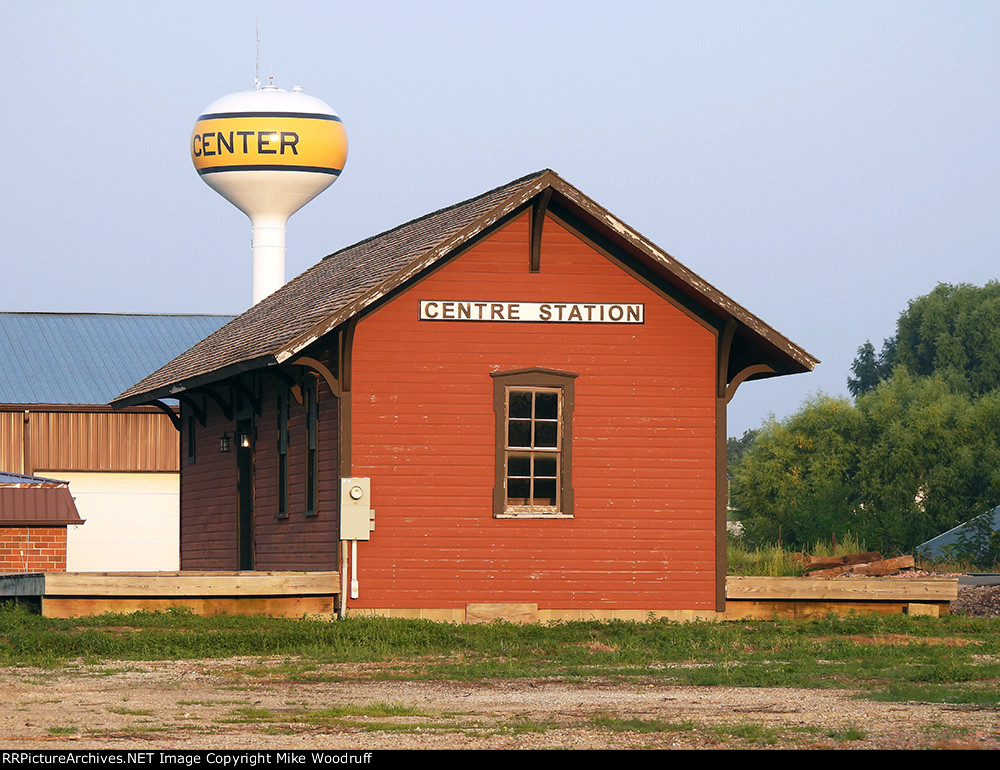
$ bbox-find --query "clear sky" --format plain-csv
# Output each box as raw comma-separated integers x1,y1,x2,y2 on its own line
2,1,998,436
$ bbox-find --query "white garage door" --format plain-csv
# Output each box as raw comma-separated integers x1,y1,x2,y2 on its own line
42,472,180,572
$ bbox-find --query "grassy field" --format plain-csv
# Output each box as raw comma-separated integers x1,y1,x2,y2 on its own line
1,603,999,708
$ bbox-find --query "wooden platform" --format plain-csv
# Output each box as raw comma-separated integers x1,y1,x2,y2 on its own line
0,571,340,618
0,572,960,620
724,576,959,619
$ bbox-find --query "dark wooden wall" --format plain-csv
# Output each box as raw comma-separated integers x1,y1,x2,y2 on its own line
179,368,340,571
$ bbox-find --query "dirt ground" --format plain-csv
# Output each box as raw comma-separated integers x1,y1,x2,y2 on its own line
2,587,998,751
1,657,998,751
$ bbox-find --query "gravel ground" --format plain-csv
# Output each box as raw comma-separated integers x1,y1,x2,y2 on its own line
0,585,997,752
952,584,1000,617
2,659,999,751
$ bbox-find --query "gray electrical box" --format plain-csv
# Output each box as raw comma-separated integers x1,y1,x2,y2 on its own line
340,477,374,540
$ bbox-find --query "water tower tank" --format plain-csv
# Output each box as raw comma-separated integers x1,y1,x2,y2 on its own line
191,84,348,304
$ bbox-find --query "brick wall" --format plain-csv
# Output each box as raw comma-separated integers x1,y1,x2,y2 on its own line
0,527,68,573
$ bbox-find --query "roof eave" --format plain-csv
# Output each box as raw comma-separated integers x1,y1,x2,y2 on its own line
279,170,817,374
274,171,561,363
111,354,278,409
543,177,819,374
113,169,817,400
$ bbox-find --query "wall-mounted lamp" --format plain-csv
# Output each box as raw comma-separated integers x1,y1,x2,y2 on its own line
219,432,232,453
238,427,256,449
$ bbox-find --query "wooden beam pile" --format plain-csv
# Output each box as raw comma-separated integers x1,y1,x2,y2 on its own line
802,552,916,578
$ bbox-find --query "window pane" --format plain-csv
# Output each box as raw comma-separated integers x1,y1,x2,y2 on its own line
534,454,558,477
508,419,532,447
533,478,557,506
507,477,530,504
508,453,531,478
498,381,569,515
535,391,558,419
509,390,532,418
534,420,558,448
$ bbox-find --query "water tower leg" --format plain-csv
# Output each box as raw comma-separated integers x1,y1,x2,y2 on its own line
251,216,288,304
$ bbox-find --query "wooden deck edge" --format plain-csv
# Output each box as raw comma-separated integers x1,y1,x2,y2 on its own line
40,595,338,620
723,599,951,619
726,576,959,602
1,571,341,598
0,572,962,621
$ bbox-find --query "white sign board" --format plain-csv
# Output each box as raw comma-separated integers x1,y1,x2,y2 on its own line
419,300,644,324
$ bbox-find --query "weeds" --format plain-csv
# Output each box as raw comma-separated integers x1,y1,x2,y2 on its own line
711,721,785,745
588,714,697,733
106,707,155,716
727,532,873,576
2,604,1000,707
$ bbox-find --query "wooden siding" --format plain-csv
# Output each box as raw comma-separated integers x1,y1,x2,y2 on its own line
0,412,25,474
251,374,340,571
0,407,178,475
180,395,238,569
348,212,719,611
179,374,340,571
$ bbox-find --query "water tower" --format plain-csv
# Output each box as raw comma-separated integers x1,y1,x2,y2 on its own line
191,83,348,304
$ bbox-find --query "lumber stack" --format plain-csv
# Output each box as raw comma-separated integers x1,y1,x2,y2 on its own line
802,551,915,578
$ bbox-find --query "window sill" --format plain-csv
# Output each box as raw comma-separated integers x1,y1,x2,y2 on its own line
495,512,574,519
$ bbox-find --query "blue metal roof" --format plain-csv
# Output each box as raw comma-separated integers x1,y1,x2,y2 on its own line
916,506,1000,560
0,313,233,405
0,471,67,485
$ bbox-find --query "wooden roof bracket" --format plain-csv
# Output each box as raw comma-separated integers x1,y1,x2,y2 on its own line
288,356,340,398
176,395,206,426
146,400,182,431
191,386,234,421
260,367,304,405
718,318,776,404
339,320,357,395
529,188,552,273
717,319,737,400
228,378,261,416
725,364,776,405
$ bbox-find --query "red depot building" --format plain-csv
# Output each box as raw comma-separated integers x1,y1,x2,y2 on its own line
114,170,817,621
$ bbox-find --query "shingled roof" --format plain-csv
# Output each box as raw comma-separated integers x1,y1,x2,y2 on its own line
113,170,817,408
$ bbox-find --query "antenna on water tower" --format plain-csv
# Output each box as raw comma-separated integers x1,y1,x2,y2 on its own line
255,18,261,90
190,52,348,305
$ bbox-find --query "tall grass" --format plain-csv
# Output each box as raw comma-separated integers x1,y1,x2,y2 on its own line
729,529,999,575
727,532,871,576
915,553,1000,573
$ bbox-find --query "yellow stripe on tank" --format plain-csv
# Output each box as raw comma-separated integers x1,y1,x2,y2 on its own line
191,116,348,174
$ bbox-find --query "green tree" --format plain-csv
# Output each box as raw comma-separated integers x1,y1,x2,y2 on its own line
893,281,1000,396
847,339,894,397
731,373,1000,553
847,281,1000,397
726,429,759,480
853,371,1000,549
730,394,866,547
